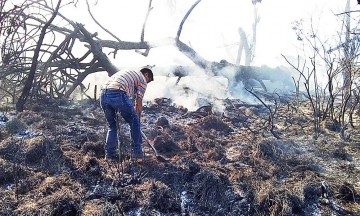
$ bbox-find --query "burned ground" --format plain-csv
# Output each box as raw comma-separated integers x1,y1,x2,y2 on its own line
0,97,359,215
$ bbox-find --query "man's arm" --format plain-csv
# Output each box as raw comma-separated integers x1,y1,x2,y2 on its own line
135,97,143,118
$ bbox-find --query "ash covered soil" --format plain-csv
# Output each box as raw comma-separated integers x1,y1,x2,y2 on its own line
0,97,359,215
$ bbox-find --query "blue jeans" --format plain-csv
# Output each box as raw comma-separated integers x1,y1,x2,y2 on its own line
100,89,142,157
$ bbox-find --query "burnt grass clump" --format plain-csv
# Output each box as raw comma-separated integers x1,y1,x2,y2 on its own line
192,169,229,212
0,99,359,215
198,115,234,135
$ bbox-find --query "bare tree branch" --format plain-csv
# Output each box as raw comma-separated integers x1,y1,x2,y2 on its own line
176,0,202,41
136,0,153,57
77,23,118,75
85,0,122,42
16,0,62,112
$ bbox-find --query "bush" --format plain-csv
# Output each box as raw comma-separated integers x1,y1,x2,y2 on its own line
5,118,26,134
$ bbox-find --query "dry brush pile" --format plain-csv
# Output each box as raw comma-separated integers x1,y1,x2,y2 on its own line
0,97,359,215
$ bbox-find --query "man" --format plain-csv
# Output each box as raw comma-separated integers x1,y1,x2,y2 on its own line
100,68,154,161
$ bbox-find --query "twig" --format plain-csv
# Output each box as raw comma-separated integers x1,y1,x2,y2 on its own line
246,88,281,139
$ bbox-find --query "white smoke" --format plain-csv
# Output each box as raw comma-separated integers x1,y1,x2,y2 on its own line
81,64,297,113
144,72,230,112
145,65,272,112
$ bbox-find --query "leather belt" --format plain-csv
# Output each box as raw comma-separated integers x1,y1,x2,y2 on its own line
102,87,121,90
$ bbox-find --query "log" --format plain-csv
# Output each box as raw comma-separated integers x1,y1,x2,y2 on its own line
161,60,292,92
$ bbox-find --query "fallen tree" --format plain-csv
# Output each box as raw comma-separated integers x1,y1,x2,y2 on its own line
0,0,289,111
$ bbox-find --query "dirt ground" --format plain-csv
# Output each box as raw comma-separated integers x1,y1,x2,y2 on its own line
0,97,359,215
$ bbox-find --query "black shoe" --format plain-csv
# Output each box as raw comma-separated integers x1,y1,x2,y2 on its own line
132,151,144,161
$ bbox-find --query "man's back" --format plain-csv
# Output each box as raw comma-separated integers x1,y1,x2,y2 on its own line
104,70,147,99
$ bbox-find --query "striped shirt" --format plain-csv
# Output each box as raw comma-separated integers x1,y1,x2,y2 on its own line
104,70,147,99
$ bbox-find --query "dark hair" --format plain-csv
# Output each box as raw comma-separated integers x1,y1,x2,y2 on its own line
140,68,154,81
